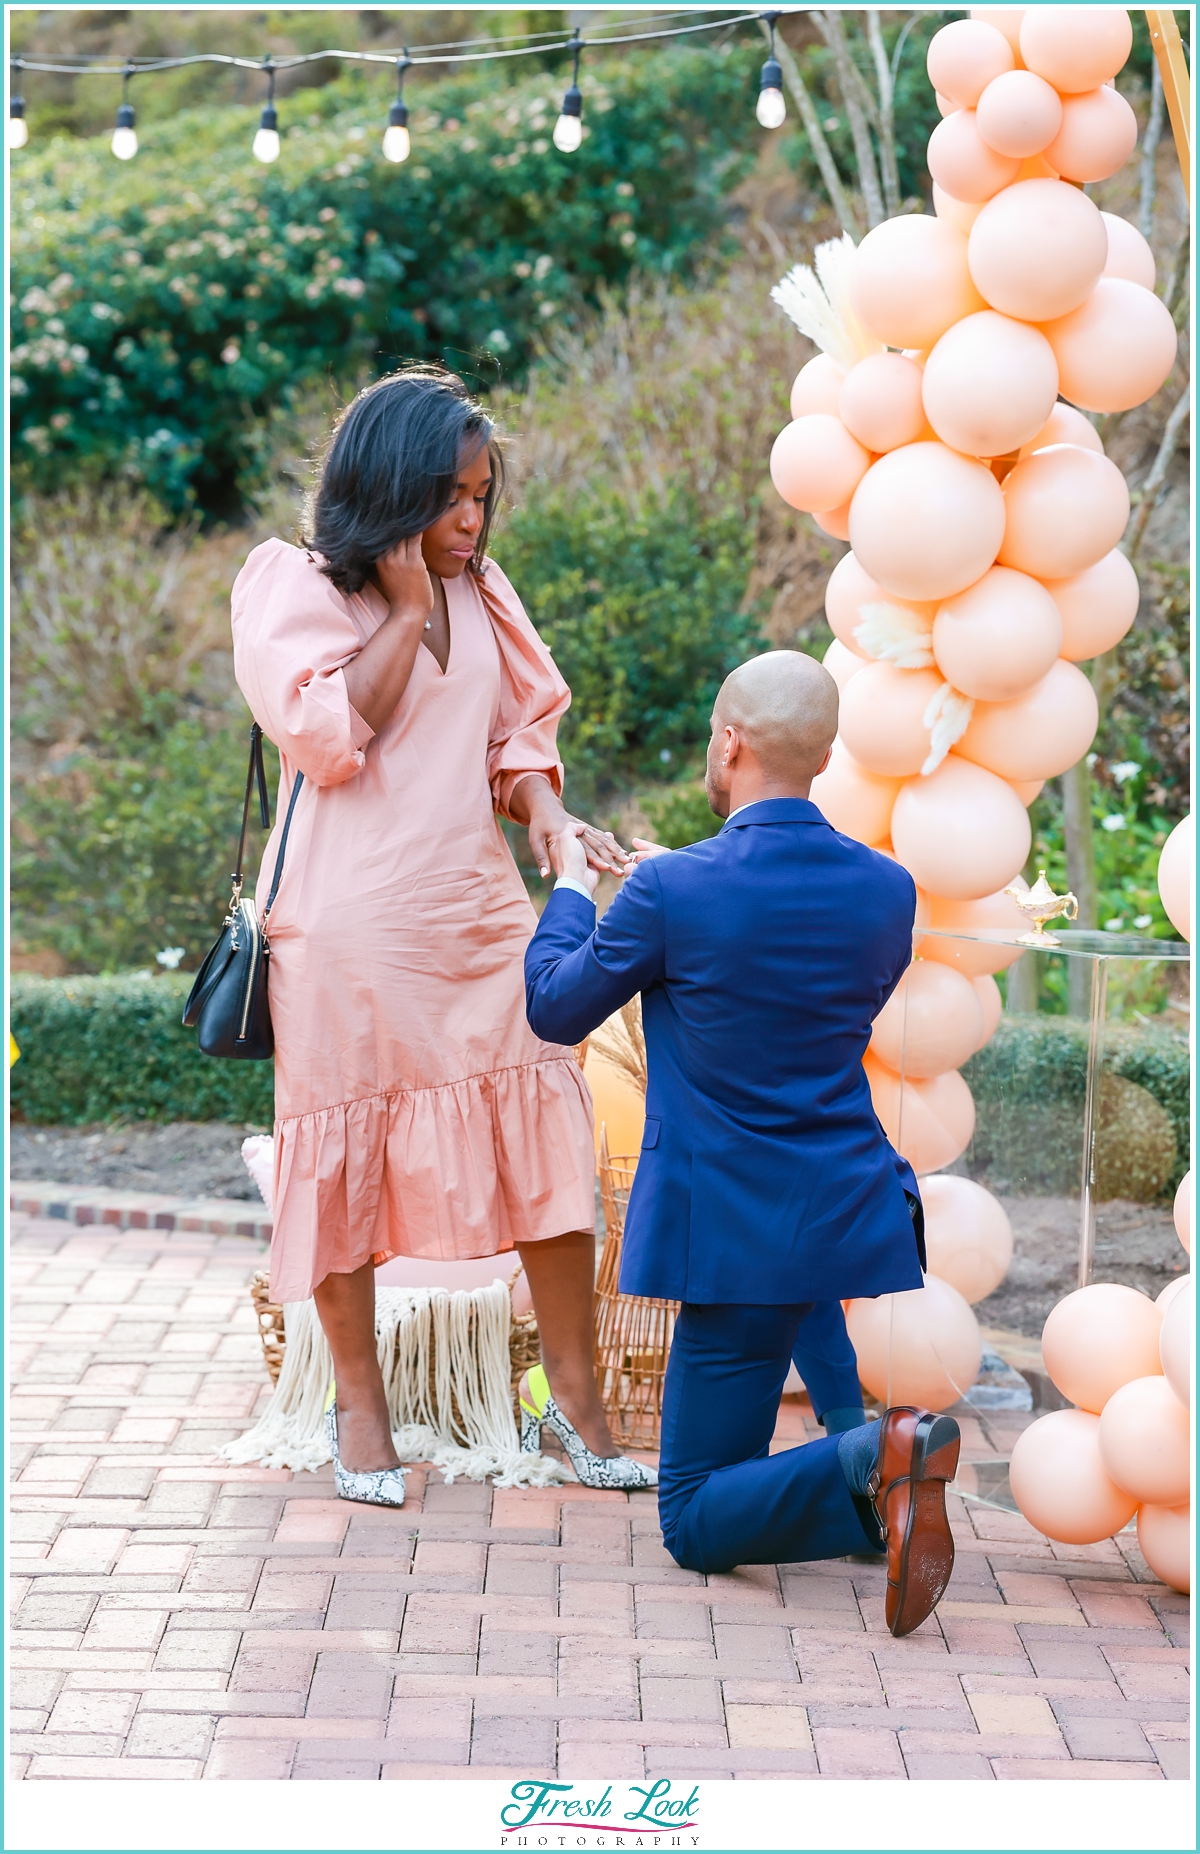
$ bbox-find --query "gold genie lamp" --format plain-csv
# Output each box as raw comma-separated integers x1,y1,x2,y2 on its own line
1003,870,1080,946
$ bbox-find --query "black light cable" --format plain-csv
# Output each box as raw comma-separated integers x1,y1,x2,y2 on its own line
756,10,786,129
552,27,584,154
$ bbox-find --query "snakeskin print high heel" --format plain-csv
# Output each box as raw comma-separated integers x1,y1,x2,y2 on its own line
519,1365,657,1490
325,1386,407,1507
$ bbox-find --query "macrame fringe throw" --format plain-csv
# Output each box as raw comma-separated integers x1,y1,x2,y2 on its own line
771,235,884,372
922,682,975,775
854,601,934,669
221,1282,570,1488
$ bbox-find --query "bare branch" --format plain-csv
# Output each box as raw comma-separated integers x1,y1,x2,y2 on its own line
1138,58,1166,241
813,9,886,228
768,24,863,242
866,10,901,219
1123,384,1191,566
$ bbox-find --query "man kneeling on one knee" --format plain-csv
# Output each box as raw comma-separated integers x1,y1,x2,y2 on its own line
524,649,960,1639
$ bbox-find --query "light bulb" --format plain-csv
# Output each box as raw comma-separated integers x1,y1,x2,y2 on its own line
552,111,582,153
8,112,28,149
112,124,138,160
756,86,786,130
382,123,410,162
253,125,280,164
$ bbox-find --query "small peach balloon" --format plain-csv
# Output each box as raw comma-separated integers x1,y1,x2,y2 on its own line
1046,549,1139,661
1019,5,1133,93
791,352,847,419
1099,1375,1190,1507
839,663,945,779
933,182,982,235
1042,1283,1163,1414
928,107,1022,202
840,353,929,454
1017,152,1060,180
1010,1409,1138,1544
809,737,900,847
1173,1170,1192,1255
1101,211,1156,289
846,1274,983,1411
958,659,1099,782
933,566,1063,701
1157,1274,1190,1315
970,8,1025,57
812,501,853,541
1157,814,1192,943
851,215,986,351
821,637,867,694
968,179,1108,321
935,91,958,118
863,1052,977,1176
999,444,1130,578
973,973,1003,1047
870,959,985,1079
875,846,932,928
1159,1276,1191,1408
976,68,1063,157
770,415,872,516
1009,777,1043,805
824,552,934,659
1137,1502,1190,1594
1046,84,1139,183
850,443,1006,603
927,18,1015,106
891,755,1031,900
1042,277,1179,415
918,886,1032,975
922,311,1059,458
1018,401,1105,456
921,1173,1013,1302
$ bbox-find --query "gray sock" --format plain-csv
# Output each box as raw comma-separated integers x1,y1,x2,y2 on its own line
836,1420,881,1498
821,1403,868,1436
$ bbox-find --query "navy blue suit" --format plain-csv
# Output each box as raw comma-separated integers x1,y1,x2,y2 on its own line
525,797,923,1572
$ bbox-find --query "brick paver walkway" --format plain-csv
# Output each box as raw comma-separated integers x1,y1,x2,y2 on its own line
9,1213,1189,1780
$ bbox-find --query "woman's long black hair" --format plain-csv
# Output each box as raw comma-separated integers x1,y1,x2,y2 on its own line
307,365,504,594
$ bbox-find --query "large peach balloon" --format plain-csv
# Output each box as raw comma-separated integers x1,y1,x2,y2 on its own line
1101,212,1156,290
973,973,1002,1046
1042,278,1179,415
918,886,1033,976
1137,1502,1190,1594
970,8,1025,58
921,1173,1013,1303
927,19,1015,106
846,1274,983,1410
1099,1376,1190,1507
1159,1277,1191,1408
928,107,1022,202
770,415,872,516
957,659,1099,782
850,216,985,351
891,755,1031,900
791,352,846,419
933,183,982,236
933,566,1063,701
968,179,1108,322
975,68,1062,157
875,846,932,930
1045,550,1139,662
839,663,944,779
1010,1409,1138,1544
1019,402,1104,456
821,637,866,695
1174,1171,1192,1256
1019,6,1133,93
870,960,985,1079
825,552,934,660
1157,1274,1190,1316
809,738,899,847
999,445,1129,578
922,311,1059,458
839,353,928,454
850,443,1006,603
1157,814,1192,943
1042,1283,1163,1414
863,1052,977,1175
1046,84,1139,185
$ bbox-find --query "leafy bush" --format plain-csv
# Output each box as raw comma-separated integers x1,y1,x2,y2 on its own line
640,783,723,849
495,483,765,801
10,975,275,1125
10,47,758,514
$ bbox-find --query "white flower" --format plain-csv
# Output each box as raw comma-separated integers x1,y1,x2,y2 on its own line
620,230,637,248
221,342,241,364
156,947,186,969
1134,914,1153,929
1111,761,1141,785
533,253,554,280
1100,814,1127,832
485,328,511,353
538,300,557,318
1105,917,1125,931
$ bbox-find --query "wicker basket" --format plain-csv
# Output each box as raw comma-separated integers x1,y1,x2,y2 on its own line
594,1134,678,1449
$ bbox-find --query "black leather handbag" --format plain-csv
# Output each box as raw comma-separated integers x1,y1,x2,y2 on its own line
182,723,304,1060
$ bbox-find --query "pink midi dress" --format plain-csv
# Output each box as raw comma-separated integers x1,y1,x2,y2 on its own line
231,539,596,1303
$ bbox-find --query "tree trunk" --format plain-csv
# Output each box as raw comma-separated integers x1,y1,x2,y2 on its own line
1062,761,1097,1016
770,27,863,242
865,10,901,218
1139,58,1165,239
814,10,886,228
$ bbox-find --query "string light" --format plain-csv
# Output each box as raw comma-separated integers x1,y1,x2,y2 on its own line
756,11,786,129
111,64,137,159
382,52,411,163
552,28,583,154
9,63,27,147
252,59,279,163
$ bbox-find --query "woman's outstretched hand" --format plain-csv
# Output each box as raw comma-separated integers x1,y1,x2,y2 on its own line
511,776,629,882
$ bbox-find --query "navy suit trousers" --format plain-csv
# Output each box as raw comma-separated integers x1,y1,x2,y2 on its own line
791,1300,863,1422
657,1302,875,1575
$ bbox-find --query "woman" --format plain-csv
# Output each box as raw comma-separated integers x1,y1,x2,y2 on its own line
232,366,653,1502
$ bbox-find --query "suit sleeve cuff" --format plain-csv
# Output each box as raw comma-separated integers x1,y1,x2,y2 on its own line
553,876,596,906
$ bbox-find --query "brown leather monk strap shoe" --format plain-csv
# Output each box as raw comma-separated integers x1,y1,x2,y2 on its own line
867,1406,961,1638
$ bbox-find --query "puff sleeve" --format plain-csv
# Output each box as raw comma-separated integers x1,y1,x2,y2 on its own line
231,539,375,787
476,559,570,819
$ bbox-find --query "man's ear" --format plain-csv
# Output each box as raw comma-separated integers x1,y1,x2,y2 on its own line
723,725,741,766
814,742,834,779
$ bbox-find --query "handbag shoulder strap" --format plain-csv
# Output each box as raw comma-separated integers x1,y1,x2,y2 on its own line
231,723,271,905
261,769,305,926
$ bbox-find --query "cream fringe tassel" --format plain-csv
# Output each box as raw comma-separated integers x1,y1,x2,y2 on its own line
221,1282,570,1488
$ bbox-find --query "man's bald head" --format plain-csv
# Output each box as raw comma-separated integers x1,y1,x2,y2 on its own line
713,651,839,785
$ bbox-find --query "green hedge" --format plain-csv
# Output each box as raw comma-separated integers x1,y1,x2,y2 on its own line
10,48,757,514
10,974,274,1125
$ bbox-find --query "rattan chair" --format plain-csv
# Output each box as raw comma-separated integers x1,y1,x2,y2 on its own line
594,1129,678,1449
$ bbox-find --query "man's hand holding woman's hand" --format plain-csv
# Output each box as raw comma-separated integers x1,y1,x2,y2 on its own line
547,819,600,896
